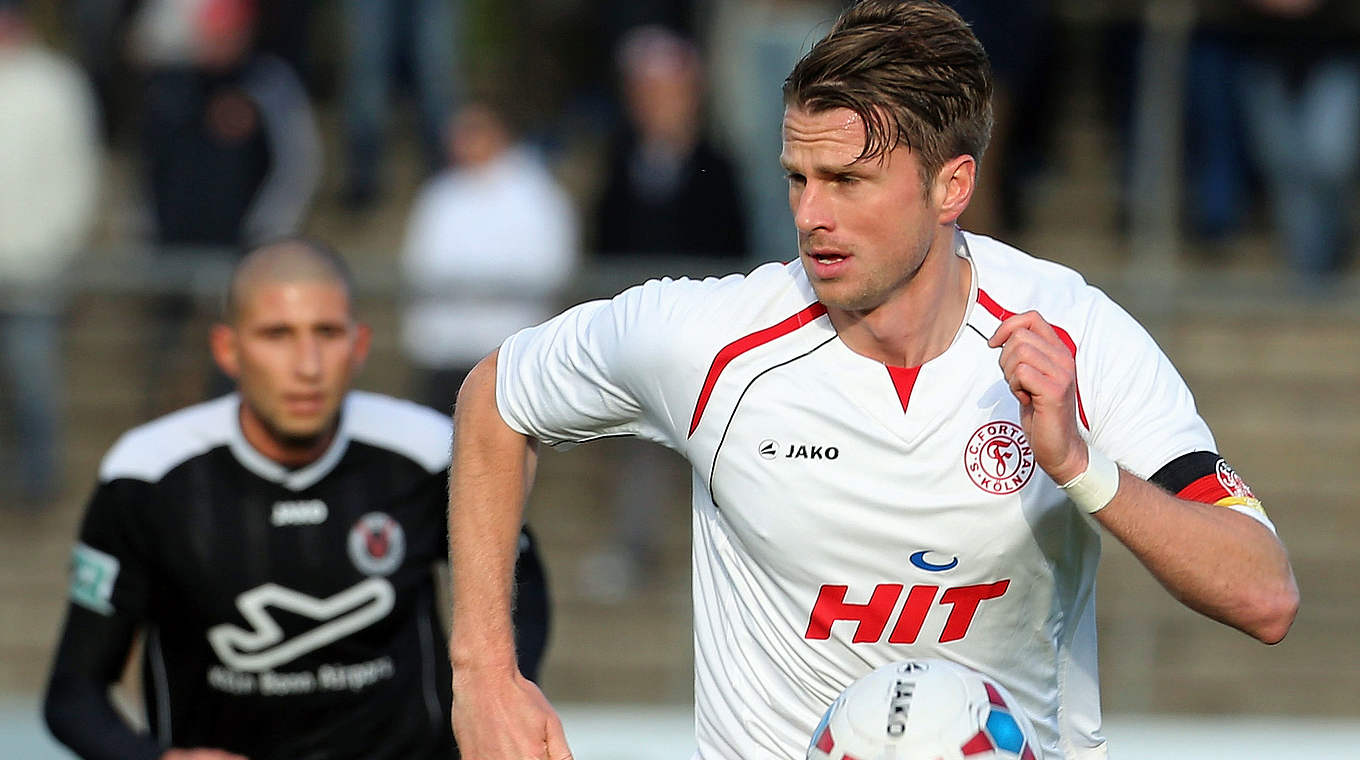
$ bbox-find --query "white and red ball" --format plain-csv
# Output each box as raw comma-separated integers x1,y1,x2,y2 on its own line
807,659,1040,760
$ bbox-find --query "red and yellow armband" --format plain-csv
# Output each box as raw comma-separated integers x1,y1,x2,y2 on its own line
1150,451,1268,519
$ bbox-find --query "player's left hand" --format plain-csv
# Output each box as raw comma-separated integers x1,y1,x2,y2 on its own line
989,311,1088,484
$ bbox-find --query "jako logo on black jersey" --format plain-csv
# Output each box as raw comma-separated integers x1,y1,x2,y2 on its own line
759,439,840,460
271,499,328,526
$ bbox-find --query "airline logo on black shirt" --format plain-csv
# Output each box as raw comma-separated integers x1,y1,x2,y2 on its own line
207,578,395,672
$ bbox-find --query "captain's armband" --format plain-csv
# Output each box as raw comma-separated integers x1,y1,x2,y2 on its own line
1149,451,1269,520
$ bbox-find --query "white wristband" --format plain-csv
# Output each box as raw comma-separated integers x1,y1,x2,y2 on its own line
1059,445,1120,514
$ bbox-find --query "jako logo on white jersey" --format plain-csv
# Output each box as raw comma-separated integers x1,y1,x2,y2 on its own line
804,579,1010,644
208,578,395,672
270,499,328,526
758,439,839,460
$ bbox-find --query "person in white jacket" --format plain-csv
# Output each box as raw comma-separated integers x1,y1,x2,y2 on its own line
400,101,579,414
0,0,100,507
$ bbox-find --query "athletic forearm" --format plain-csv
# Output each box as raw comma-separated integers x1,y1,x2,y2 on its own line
44,605,165,760
44,671,163,760
1094,471,1299,643
447,352,538,669
446,353,572,759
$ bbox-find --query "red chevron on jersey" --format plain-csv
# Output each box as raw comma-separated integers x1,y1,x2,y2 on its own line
688,302,828,436
976,288,1089,430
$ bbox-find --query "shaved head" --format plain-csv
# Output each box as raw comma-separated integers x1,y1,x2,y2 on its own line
223,236,356,324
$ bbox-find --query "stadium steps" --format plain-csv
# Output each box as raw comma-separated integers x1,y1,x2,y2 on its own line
1096,307,1360,715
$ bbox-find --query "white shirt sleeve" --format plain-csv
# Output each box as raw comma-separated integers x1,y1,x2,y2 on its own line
1078,292,1216,480
495,276,709,450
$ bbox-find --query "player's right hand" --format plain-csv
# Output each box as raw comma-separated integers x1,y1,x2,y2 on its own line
160,749,249,760
452,664,572,760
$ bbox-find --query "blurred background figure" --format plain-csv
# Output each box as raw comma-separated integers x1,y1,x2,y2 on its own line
64,0,133,142
707,0,839,261
129,0,320,414
1172,1,1253,250
339,0,461,210
0,0,100,509
593,25,748,261
65,0,316,146
252,0,318,89
578,24,749,603
947,0,1056,237
1233,0,1360,288
399,100,579,414
134,0,320,251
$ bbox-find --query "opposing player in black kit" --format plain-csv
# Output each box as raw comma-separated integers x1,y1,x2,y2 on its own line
44,238,549,760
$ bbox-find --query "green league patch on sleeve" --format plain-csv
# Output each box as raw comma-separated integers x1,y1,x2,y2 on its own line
70,542,120,616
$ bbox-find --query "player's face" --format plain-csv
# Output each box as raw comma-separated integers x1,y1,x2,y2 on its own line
781,105,953,314
212,279,371,461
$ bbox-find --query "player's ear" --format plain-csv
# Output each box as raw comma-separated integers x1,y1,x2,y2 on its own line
210,323,242,379
349,322,373,372
934,154,976,225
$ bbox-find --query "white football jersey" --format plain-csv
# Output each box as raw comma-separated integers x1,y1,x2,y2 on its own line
496,232,1272,760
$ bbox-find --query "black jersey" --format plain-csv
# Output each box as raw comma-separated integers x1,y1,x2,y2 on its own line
45,392,546,760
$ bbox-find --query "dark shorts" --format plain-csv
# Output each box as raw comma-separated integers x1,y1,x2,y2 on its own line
512,526,551,681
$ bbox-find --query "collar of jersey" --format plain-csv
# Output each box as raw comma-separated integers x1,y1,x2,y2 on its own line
226,393,353,491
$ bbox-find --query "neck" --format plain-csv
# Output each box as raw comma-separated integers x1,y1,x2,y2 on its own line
237,402,336,468
828,226,971,367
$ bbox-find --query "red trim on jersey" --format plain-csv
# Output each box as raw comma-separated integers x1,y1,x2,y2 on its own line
1178,473,1233,504
976,289,1090,430
984,681,1006,708
976,288,1012,322
886,365,922,413
815,725,835,754
688,303,829,437
961,730,994,755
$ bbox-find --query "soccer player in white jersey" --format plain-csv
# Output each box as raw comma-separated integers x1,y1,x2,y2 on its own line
445,2,1299,759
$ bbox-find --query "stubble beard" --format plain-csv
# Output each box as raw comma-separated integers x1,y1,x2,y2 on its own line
810,255,928,315
253,402,337,454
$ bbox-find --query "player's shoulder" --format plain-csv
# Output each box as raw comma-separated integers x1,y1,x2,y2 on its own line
99,395,238,484
625,259,814,329
966,231,1153,351
966,232,1118,323
342,390,452,474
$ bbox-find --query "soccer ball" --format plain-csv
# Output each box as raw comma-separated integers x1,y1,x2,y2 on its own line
806,659,1040,760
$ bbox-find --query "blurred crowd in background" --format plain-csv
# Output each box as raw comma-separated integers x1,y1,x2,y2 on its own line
1,0,1358,598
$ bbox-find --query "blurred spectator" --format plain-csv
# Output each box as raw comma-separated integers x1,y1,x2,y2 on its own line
948,0,1055,236
400,101,578,413
594,25,749,260
708,0,840,261
481,0,699,158
1167,2,1252,246
254,0,316,86
1233,0,1360,286
1100,3,1256,246
66,0,314,143
133,0,320,249
339,0,461,210
580,25,749,603
65,0,134,141
0,0,100,508
128,0,321,414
